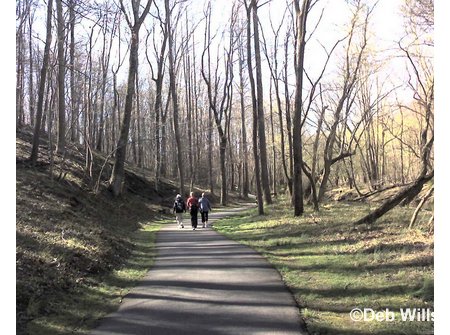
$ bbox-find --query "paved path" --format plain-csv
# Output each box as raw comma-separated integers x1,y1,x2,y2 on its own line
90,206,306,335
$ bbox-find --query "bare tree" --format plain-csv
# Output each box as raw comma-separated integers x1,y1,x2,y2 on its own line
181,13,199,191
201,2,237,205
237,31,250,198
28,7,35,127
316,1,372,202
243,0,263,214
146,2,168,190
164,0,186,195
109,0,153,196
283,29,294,193
252,0,272,205
16,0,28,128
30,0,53,165
55,0,66,154
292,0,312,216
97,4,118,152
260,6,292,195
68,0,77,142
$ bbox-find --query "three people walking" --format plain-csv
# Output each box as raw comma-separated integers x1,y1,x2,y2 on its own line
175,191,212,230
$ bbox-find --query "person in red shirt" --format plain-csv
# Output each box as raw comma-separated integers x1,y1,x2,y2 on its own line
186,192,199,230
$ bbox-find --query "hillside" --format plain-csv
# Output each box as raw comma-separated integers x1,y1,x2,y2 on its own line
16,128,184,334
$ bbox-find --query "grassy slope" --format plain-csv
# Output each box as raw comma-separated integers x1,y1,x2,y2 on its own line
215,195,434,335
16,129,178,334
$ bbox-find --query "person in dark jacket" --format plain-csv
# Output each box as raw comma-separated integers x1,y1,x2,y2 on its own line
173,194,186,228
199,192,212,228
186,192,199,230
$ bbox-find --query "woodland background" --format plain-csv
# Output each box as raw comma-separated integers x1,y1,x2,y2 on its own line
15,0,434,219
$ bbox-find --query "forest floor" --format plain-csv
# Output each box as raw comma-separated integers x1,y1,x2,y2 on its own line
15,128,236,335
214,194,434,335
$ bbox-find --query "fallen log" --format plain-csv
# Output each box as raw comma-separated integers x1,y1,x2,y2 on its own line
354,171,433,225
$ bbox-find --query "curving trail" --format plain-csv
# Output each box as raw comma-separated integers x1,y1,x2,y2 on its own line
90,205,306,335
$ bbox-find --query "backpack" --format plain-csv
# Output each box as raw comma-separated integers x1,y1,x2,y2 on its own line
175,200,184,212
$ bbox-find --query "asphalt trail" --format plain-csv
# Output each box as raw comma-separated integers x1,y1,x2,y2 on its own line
90,206,306,335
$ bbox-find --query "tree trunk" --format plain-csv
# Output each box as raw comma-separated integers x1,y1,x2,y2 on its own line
292,0,311,216
56,0,66,155
30,0,53,165
16,1,24,128
69,0,77,142
200,3,235,205
147,17,167,189
318,160,331,201
269,80,277,196
238,46,249,198
207,103,214,194
245,1,263,214
161,98,169,177
184,50,194,189
283,33,294,195
302,163,319,211
165,0,184,196
252,2,272,205
135,67,143,167
97,38,109,151
109,0,153,196
112,70,118,150
97,15,114,153
219,134,227,205
109,30,139,196
85,27,95,177
355,172,433,225
400,108,405,184
308,103,325,195
192,34,201,189
274,56,291,194
154,77,163,188
409,185,433,229
28,13,35,127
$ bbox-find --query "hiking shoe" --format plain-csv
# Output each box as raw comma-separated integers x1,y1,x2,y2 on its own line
181,224,184,228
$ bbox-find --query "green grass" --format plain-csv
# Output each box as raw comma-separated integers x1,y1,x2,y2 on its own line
214,198,434,335
25,220,166,335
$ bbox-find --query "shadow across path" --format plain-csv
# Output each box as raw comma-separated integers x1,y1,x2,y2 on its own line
90,206,306,335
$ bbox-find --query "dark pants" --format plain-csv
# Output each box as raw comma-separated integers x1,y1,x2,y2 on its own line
190,209,198,228
201,211,209,223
